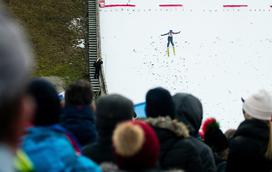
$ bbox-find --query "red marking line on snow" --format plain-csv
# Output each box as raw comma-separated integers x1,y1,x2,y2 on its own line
223,5,248,8
101,4,136,8
159,4,183,7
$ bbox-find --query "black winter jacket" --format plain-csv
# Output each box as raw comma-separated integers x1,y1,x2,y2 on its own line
60,106,97,147
146,117,203,172
173,93,216,172
226,119,272,172
82,136,113,164
188,137,216,172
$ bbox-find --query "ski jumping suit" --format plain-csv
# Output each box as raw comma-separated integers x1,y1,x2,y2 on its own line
161,30,180,56
167,33,174,47
161,31,180,47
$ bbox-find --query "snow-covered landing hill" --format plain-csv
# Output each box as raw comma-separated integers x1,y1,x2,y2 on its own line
99,0,272,130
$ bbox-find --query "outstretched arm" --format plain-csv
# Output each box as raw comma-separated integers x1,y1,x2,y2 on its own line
173,31,181,34
161,32,169,36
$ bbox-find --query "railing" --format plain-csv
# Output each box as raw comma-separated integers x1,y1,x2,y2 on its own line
88,0,107,97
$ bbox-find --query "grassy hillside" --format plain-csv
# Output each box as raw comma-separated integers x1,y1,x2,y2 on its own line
6,0,89,84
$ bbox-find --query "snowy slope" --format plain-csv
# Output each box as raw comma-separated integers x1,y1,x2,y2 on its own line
99,0,272,130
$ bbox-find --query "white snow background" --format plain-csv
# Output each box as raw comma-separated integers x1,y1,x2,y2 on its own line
99,0,272,131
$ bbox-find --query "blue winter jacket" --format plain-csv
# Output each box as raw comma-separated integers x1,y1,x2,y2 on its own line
21,127,101,172
61,105,97,147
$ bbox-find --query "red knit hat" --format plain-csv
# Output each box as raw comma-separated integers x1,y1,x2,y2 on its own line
113,120,160,170
202,118,228,153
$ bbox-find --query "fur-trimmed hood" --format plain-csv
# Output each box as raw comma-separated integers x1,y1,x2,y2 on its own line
144,117,204,171
145,117,189,138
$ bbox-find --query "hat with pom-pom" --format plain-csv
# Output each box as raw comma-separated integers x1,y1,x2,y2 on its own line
202,118,228,153
113,120,159,170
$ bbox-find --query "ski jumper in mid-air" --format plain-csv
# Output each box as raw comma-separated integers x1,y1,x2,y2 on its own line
161,30,181,57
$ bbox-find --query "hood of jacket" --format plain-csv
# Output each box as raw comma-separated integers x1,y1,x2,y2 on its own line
173,93,203,137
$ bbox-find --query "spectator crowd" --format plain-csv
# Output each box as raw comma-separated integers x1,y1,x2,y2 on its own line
1,3,272,172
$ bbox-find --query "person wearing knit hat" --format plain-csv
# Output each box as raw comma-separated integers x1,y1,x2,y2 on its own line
22,78,102,172
226,89,272,172
100,120,184,172
242,89,272,120
113,120,160,171
202,118,228,155
202,118,229,172
83,94,134,164
145,87,203,172
27,78,61,126
146,87,175,118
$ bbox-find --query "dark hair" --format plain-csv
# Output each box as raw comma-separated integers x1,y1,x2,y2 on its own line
65,80,93,106
224,129,236,141
27,78,61,126
0,93,23,143
145,87,175,118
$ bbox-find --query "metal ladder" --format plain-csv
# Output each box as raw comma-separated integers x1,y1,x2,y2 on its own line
88,0,106,96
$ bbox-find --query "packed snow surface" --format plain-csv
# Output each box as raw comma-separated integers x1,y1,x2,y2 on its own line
99,0,272,130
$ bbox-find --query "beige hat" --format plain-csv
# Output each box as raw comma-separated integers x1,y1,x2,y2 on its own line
243,89,272,121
